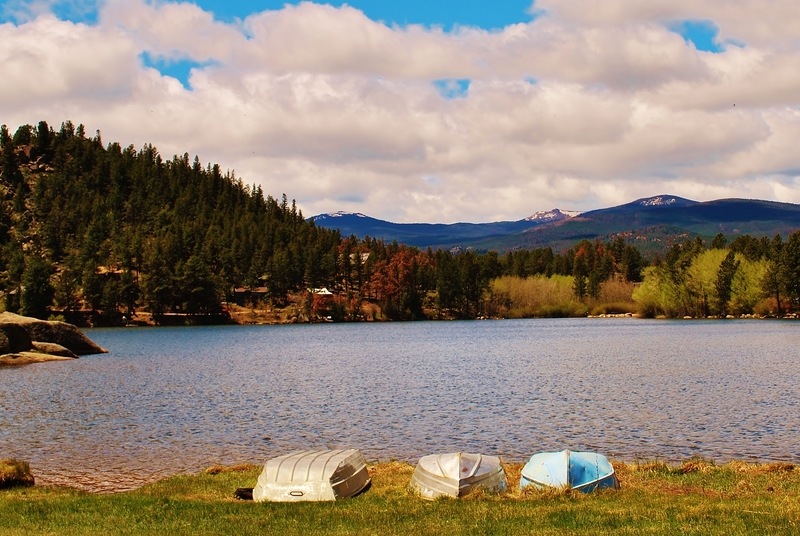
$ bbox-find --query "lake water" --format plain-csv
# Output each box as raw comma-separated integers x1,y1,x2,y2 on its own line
1,318,798,492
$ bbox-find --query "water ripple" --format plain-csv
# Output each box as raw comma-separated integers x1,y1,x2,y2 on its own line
1,319,798,492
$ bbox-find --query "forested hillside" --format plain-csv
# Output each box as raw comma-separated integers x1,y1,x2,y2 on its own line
1,120,798,324
0,120,343,323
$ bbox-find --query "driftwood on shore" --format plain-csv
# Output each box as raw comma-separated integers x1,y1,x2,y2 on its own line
0,312,107,366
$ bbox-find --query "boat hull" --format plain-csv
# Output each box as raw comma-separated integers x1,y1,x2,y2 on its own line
410,452,507,499
253,449,370,502
519,450,618,493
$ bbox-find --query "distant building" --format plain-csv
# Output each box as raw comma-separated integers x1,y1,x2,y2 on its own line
233,287,269,306
311,287,334,295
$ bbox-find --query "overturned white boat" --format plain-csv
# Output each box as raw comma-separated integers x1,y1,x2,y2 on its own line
252,449,370,502
409,452,507,499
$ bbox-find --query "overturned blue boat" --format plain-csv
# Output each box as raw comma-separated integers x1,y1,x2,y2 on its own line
519,450,618,493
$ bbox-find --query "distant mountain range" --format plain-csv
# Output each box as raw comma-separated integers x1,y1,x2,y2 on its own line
310,195,800,253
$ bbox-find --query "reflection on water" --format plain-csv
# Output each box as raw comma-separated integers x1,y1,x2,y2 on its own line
1,318,798,492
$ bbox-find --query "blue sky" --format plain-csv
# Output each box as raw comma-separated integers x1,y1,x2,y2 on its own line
199,0,538,29
0,0,537,28
669,19,723,53
2,1,797,222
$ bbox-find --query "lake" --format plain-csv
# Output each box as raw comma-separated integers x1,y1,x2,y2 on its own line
1,318,798,492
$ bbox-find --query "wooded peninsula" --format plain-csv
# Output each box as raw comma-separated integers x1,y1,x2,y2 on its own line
1,120,799,325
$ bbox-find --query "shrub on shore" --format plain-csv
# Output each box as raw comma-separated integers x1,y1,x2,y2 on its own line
0,459,34,488
488,275,639,318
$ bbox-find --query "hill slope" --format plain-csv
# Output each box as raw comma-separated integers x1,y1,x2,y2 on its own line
0,120,342,321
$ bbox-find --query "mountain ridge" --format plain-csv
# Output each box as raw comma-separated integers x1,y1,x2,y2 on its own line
311,195,800,252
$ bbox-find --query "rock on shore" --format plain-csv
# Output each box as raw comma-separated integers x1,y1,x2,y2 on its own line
0,312,107,366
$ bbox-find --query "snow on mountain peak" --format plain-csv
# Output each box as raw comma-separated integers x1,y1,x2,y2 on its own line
317,211,367,219
637,196,678,207
525,208,581,222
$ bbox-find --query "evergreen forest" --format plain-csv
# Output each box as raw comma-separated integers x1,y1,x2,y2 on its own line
1,121,799,325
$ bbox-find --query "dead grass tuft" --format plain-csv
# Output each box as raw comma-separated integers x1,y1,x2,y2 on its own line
727,461,796,475
516,483,574,500
460,487,490,500
678,458,717,474
500,461,523,489
204,463,259,475
368,461,415,497
368,460,414,479
735,479,754,493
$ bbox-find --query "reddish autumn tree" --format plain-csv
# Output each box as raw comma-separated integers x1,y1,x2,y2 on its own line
365,245,432,319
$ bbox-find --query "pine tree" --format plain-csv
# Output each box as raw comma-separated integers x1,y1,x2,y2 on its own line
714,251,739,316
20,256,55,319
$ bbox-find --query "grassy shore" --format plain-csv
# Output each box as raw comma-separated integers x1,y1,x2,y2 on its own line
1,459,798,535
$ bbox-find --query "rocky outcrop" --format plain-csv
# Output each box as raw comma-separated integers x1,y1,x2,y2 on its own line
31,341,79,358
0,323,33,354
0,312,107,366
0,351,76,366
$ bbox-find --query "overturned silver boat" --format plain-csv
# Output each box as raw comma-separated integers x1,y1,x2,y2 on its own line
409,452,507,499
252,449,371,502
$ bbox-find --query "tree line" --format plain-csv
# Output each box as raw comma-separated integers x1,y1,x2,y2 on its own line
1,120,798,324
633,233,800,318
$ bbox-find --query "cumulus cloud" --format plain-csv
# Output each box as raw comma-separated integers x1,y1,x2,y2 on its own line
1,0,799,222
536,0,800,48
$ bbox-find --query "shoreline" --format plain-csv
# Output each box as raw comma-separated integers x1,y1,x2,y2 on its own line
19,454,800,495
0,351,76,366
105,310,799,327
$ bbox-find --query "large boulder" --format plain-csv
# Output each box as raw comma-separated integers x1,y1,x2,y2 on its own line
0,312,107,356
0,322,33,354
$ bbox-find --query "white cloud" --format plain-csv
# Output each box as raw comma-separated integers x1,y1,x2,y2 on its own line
100,0,244,61
0,15,139,106
1,0,799,222
534,0,800,47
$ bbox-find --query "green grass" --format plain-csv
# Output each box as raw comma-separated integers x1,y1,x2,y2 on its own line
0,460,798,535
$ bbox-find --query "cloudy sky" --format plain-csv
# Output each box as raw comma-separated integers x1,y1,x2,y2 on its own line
2,1,799,223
